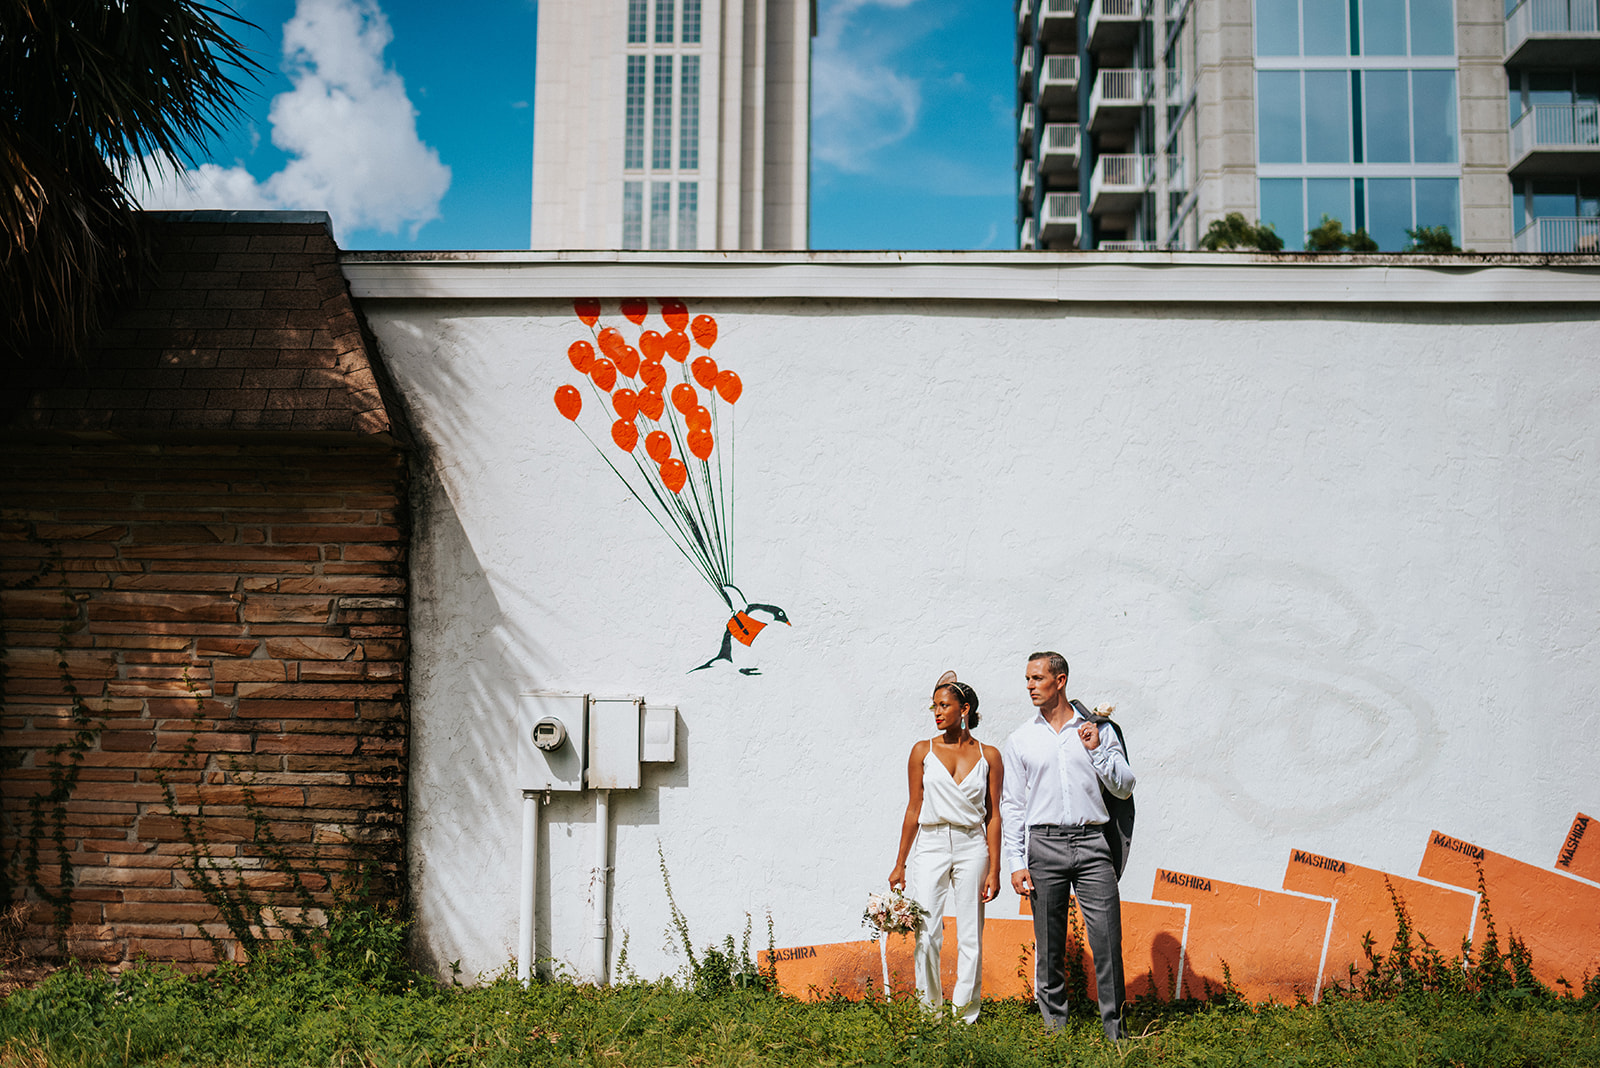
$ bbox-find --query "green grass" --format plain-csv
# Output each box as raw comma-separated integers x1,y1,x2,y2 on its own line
2,960,1597,1068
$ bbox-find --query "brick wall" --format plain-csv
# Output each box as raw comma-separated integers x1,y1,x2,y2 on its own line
0,442,407,965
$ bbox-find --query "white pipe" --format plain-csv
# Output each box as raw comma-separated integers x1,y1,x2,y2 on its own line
516,791,539,984
590,788,611,984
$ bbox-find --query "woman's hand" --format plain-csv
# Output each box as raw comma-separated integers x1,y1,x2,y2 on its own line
981,870,1000,903
888,864,906,892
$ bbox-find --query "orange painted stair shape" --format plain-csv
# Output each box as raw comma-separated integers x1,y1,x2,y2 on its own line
761,928,928,1000
1419,829,1600,990
1280,847,1476,990
1556,813,1599,884
1011,895,1188,1003
1150,868,1333,1004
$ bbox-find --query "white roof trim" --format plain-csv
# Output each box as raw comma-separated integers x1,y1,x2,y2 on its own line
339,251,1600,304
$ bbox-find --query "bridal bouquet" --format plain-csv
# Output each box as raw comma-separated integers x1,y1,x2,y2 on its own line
862,889,928,940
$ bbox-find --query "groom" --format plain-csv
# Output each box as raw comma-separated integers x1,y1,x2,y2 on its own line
1000,651,1136,1039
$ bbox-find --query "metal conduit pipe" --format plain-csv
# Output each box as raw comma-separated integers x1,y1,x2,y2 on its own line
516,791,540,985
590,788,611,983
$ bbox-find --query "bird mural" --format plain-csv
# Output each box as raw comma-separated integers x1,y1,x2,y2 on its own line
553,299,788,674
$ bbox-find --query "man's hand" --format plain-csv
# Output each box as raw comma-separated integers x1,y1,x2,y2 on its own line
1077,721,1101,751
1011,869,1034,896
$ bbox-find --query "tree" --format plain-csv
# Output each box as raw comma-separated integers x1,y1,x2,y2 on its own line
1199,212,1285,252
1404,225,1459,253
1,0,259,365
1305,214,1379,253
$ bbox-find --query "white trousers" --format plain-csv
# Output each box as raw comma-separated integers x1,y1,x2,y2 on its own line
908,822,987,1023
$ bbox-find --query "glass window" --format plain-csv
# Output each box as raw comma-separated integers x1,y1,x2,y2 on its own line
1412,70,1457,162
1408,0,1455,55
624,56,647,170
679,56,700,170
1528,71,1571,106
677,182,698,250
652,56,674,170
1305,70,1351,162
1366,178,1412,249
1258,71,1303,163
1303,0,1349,55
682,0,702,43
1257,0,1300,54
1414,178,1459,238
650,182,672,250
1362,0,1406,55
1530,179,1577,219
655,0,675,43
627,0,648,44
1365,70,1411,162
1260,178,1305,242
1307,178,1353,236
623,181,643,250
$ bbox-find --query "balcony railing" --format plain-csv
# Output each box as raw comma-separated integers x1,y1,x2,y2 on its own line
1094,153,1154,188
1019,103,1036,143
1510,103,1600,159
1506,0,1599,58
1040,192,1082,243
1020,217,1037,250
1088,0,1146,47
1040,123,1081,171
1019,45,1035,88
1513,216,1600,252
1039,53,1080,106
1089,68,1153,127
1020,159,1036,198
1017,0,1033,34
1040,0,1077,35
1099,240,1153,250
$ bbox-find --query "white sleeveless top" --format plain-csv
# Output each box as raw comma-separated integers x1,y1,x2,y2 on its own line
917,738,988,830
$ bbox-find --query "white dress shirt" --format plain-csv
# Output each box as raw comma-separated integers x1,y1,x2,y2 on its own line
1000,709,1136,875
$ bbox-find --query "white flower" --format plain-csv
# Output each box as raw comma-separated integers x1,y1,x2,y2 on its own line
1092,703,1116,718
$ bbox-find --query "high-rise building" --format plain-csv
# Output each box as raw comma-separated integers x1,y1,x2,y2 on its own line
532,0,812,251
1016,0,1599,252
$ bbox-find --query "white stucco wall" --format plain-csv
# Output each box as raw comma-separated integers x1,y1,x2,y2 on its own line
346,254,1600,982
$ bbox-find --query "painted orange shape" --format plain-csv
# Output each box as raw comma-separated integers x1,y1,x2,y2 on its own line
692,314,718,348
685,405,711,433
1556,813,1599,883
691,355,719,389
616,345,641,379
995,899,1187,1003
688,429,714,460
715,369,742,403
645,431,672,463
611,419,638,452
553,385,581,421
1418,829,1600,988
573,298,600,325
1280,847,1475,990
639,330,665,362
664,330,691,362
1151,868,1333,1004
640,362,667,392
638,389,665,421
612,389,639,422
597,326,629,362
621,298,648,324
760,930,922,1001
728,611,766,646
660,299,689,331
590,358,617,392
671,382,698,415
660,458,687,493
567,340,595,373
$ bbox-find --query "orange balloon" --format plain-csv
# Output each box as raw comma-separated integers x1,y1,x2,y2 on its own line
574,298,601,325
715,369,743,403
640,361,667,391
554,385,582,421
664,330,691,362
598,326,628,363
686,405,711,433
612,419,639,452
671,382,697,415
616,344,641,378
612,388,638,421
639,330,665,362
646,431,672,463
660,299,689,331
638,389,665,421
591,358,617,391
568,340,595,373
688,429,714,460
691,314,718,349
660,458,687,493
621,298,648,324
691,355,718,389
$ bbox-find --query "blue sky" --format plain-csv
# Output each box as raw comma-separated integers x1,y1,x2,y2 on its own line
138,0,1016,251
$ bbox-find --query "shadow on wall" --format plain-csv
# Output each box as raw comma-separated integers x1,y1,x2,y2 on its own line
762,812,1600,1005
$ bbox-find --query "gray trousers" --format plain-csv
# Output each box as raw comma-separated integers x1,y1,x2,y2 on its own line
1027,824,1125,1039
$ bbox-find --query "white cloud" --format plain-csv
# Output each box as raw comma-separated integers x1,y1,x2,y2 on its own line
134,0,450,238
812,0,924,174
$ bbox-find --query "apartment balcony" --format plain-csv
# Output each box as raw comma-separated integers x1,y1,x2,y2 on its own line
1019,46,1035,92
1020,217,1037,250
1039,192,1082,245
1513,216,1600,252
1509,104,1600,176
1505,0,1599,67
1087,0,1145,51
1089,153,1154,214
1019,102,1036,144
1099,240,1153,250
1088,68,1153,130
1038,54,1080,108
1039,0,1078,42
1040,123,1082,173
1017,0,1033,36
1020,159,1036,201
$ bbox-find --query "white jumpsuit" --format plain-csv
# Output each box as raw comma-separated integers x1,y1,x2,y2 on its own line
908,739,990,1023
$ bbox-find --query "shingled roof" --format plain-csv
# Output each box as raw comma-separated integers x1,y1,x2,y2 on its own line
2,211,406,439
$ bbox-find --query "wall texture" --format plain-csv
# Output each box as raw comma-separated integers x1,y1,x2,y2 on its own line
347,256,1600,998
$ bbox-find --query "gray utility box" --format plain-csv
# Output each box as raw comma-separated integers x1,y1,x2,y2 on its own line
517,692,587,791
517,693,679,792
587,697,642,789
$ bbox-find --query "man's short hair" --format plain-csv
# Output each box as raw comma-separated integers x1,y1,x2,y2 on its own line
1028,651,1069,680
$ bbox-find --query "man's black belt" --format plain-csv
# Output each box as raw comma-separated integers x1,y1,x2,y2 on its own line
1029,822,1106,835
